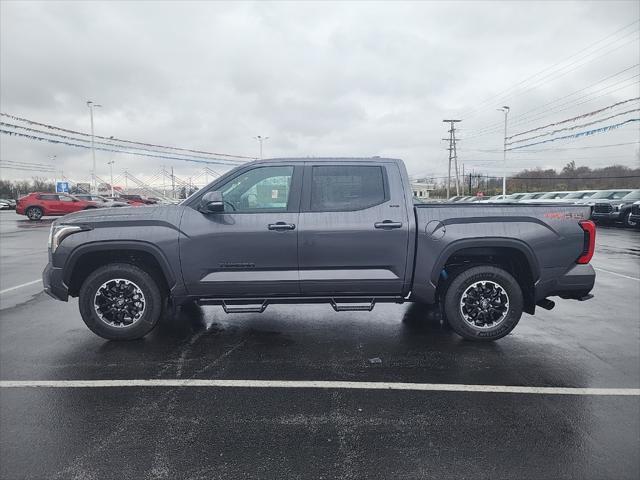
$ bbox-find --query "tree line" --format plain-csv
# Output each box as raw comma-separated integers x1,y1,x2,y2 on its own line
424,162,640,198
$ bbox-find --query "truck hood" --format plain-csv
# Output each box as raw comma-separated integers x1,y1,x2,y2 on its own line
54,204,186,226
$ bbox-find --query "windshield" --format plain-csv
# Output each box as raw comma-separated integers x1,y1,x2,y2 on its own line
538,192,568,199
621,190,640,201
590,190,631,199
564,191,596,199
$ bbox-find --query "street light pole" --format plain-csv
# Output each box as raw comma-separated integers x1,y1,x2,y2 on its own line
255,135,269,159
498,106,510,197
107,160,115,197
87,101,102,193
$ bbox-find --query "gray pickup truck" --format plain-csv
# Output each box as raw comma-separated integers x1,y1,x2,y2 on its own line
43,157,596,342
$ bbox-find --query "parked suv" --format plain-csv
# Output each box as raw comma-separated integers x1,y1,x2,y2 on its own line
629,201,640,228
0,198,17,210
16,192,101,220
73,194,129,208
592,190,640,227
575,189,633,206
118,194,158,205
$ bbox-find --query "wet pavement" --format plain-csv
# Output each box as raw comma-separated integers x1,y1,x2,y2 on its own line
0,210,639,479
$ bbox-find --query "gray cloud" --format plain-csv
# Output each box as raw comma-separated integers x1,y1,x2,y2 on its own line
1,0,638,185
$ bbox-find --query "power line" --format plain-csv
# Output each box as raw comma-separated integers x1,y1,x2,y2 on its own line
464,72,640,139
458,21,639,120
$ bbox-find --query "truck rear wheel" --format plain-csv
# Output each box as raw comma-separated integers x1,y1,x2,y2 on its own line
78,263,163,340
443,265,523,342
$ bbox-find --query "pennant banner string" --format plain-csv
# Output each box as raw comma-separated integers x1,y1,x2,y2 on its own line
0,112,254,160
506,118,640,151
0,122,246,164
0,129,246,166
507,97,640,139
507,108,640,146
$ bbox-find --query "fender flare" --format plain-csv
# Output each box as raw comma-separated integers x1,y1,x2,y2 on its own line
430,237,540,285
63,240,176,288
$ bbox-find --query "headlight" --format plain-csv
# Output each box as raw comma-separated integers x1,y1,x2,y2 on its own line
48,224,85,253
614,203,624,211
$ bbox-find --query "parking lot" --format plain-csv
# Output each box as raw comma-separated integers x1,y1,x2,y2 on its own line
0,210,638,479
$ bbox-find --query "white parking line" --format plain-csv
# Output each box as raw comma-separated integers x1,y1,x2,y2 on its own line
593,267,640,282
0,279,42,295
0,379,638,396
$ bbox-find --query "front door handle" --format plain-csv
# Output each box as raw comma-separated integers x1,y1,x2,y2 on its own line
268,222,296,231
374,220,403,229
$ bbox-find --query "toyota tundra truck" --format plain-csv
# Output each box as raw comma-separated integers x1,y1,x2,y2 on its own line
43,157,596,342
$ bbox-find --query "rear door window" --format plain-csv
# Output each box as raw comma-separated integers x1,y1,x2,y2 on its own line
38,194,58,201
310,165,387,211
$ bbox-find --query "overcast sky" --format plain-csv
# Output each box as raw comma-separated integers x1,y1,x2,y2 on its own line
1,0,639,186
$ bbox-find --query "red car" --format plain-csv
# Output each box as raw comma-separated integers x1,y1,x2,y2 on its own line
16,192,101,220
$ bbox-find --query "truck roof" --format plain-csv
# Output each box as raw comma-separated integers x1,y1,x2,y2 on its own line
246,157,404,166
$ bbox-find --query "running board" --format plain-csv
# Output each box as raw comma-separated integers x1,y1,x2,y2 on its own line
197,296,398,313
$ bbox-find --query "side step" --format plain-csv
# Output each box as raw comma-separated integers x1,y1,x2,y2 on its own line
221,300,267,314
330,299,376,312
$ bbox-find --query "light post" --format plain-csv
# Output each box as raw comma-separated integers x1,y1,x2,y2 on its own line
107,160,115,197
254,135,269,160
107,136,115,197
497,106,510,197
87,100,102,193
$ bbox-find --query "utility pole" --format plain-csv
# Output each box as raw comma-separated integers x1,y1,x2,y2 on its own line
442,119,461,199
87,101,102,193
497,106,510,197
254,135,269,160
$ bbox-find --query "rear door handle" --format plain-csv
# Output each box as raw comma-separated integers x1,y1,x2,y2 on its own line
374,220,403,229
268,222,296,231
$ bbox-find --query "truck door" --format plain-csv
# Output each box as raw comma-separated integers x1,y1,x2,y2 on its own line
179,164,302,297
298,163,410,296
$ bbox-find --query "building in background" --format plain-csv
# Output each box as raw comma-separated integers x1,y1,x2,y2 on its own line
411,179,436,199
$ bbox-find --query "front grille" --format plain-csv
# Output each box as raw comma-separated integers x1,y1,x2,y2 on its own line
594,203,613,214
632,203,640,215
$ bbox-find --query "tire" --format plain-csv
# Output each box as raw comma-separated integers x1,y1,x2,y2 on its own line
623,210,636,228
443,265,523,342
78,263,163,340
26,206,43,221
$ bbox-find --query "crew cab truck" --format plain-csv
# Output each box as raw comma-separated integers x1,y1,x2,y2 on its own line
43,158,596,342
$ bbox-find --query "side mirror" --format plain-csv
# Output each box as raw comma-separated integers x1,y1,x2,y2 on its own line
199,191,225,213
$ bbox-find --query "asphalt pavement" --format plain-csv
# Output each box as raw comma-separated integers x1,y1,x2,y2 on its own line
0,210,639,479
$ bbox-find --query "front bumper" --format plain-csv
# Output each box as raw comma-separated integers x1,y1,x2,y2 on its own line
591,211,622,222
42,262,68,301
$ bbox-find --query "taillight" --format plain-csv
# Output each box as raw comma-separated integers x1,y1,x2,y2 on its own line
577,220,596,264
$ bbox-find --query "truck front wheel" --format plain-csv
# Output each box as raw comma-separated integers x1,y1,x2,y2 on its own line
443,265,523,342
78,263,163,340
